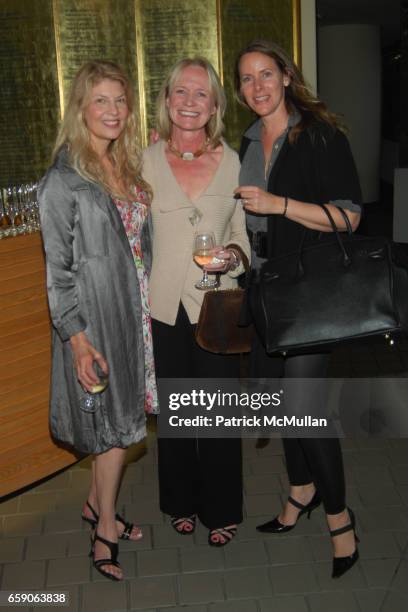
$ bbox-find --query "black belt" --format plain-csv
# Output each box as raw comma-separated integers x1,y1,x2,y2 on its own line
247,229,268,258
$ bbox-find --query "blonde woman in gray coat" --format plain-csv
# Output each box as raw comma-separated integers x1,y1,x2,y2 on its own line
39,60,158,581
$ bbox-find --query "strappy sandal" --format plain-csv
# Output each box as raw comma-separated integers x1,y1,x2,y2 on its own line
81,500,99,529
81,500,142,541
170,515,196,535
91,532,122,582
208,525,237,547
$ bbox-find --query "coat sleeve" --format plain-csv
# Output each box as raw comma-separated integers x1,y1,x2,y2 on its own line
313,127,363,209
38,168,87,342
226,196,251,277
219,149,250,278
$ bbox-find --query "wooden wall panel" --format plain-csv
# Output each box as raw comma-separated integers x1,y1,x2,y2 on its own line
0,234,78,498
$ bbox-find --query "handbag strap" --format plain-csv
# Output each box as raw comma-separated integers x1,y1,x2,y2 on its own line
335,206,353,235
226,242,251,288
226,243,250,273
318,204,351,266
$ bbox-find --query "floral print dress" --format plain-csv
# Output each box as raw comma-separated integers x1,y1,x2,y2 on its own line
112,187,158,414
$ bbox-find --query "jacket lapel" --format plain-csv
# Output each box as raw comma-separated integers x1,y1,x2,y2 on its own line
267,137,290,193
88,182,134,262
55,147,134,262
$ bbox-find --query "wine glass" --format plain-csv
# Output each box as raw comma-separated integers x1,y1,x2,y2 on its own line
79,363,109,413
193,231,218,290
0,189,11,238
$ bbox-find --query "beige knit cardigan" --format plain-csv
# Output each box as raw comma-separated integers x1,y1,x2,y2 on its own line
143,140,251,325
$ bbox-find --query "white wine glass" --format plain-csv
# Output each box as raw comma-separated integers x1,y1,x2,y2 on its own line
193,231,218,290
80,363,109,413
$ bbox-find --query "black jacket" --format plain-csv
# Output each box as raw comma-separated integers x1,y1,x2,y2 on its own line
239,120,362,259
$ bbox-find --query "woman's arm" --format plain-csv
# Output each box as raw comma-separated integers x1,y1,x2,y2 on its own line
236,128,362,233
226,192,251,276
204,195,251,276
236,189,360,233
39,169,107,390
39,169,87,340
70,331,108,391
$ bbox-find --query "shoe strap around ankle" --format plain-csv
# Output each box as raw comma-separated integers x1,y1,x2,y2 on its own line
287,495,307,510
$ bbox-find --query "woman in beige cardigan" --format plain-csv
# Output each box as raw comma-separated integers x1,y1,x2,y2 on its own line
143,57,250,546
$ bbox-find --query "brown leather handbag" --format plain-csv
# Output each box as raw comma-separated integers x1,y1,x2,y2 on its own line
195,246,253,354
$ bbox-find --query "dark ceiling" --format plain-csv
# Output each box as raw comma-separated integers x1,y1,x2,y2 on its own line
316,0,401,45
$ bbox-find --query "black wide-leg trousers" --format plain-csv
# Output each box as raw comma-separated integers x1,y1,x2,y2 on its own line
250,334,346,515
152,304,243,529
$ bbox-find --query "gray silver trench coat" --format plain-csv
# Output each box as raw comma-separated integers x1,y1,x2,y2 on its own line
39,149,152,454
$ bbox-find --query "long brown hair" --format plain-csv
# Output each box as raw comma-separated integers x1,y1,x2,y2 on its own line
234,40,344,142
53,60,150,199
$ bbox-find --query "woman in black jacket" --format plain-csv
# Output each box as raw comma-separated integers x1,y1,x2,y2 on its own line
234,40,362,579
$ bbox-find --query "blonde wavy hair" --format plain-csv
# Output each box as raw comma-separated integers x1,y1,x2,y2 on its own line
53,60,150,199
156,57,226,147
234,40,345,142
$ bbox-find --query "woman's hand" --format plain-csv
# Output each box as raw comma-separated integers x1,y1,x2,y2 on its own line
234,186,284,215
70,331,108,392
203,246,240,274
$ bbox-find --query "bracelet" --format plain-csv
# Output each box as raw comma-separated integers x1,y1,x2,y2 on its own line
282,196,288,217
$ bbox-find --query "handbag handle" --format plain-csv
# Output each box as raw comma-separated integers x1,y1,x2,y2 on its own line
318,204,351,267
335,206,353,235
226,243,250,274
294,204,352,277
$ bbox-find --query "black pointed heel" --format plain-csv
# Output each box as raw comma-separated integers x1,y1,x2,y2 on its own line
330,507,360,579
91,532,122,582
256,491,321,533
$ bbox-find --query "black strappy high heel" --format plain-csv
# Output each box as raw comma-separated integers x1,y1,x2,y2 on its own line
91,532,122,582
330,507,360,579
82,500,99,530
81,500,142,540
256,491,321,533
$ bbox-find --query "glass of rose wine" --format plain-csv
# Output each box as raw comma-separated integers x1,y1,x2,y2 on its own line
193,231,219,290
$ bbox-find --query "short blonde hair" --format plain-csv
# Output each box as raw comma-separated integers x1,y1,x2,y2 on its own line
53,59,150,199
156,57,226,147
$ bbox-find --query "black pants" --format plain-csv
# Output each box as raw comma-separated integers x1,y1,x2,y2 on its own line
250,334,346,515
152,304,243,529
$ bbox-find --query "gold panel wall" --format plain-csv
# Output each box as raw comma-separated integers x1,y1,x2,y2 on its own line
0,0,299,183
220,0,298,149
53,0,138,116
0,0,60,185
134,0,219,144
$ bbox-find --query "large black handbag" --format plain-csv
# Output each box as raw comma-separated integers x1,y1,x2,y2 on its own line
249,205,408,354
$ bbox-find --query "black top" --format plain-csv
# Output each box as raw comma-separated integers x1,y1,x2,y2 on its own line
239,119,363,259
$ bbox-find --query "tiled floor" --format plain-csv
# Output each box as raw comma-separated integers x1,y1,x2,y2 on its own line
2,376,408,612
1,306,408,612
